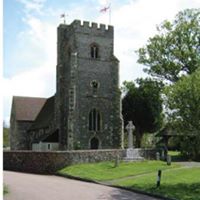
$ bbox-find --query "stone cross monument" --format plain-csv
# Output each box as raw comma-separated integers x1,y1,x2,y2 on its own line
126,121,135,149
124,121,144,161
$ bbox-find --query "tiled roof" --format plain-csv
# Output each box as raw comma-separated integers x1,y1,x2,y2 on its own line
29,95,55,130
13,96,47,121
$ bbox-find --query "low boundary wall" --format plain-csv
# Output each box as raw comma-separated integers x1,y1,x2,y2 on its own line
3,148,158,174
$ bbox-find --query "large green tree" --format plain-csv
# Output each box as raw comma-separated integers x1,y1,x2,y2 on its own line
165,69,200,160
122,78,163,147
137,8,200,83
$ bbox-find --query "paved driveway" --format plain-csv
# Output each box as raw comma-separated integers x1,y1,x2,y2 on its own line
4,171,160,200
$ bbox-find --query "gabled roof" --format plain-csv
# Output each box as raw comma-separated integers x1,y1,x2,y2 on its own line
12,96,47,121
29,95,55,130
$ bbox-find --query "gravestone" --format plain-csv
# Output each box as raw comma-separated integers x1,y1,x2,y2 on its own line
167,155,171,165
114,154,120,167
161,150,165,160
156,152,160,160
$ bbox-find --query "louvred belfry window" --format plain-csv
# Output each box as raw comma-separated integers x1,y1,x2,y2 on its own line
90,44,99,58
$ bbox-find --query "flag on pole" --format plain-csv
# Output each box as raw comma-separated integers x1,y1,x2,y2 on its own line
100,6,110,13
100,3,111,24
60,13,66,24
60,13,65,18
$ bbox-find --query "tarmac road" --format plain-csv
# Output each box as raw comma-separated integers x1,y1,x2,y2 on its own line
4,171,160,200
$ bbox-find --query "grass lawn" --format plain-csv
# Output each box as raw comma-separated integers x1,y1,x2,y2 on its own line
59,161,200,200
115,167,200,200
58,160,179,181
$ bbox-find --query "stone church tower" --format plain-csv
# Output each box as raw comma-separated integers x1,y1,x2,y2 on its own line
55,20,123,150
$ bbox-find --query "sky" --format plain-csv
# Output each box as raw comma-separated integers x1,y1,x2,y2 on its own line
3,0,200,126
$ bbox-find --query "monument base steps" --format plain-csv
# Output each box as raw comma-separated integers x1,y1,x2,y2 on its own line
123,148,145,162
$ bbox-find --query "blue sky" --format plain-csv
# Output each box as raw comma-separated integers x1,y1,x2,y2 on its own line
3,0,200,125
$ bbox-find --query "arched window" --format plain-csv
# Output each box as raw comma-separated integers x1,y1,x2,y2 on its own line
90,44,99,59
89,109,101,131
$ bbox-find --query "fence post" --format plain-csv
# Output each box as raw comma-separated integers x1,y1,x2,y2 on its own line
114,154,120,167
156,170,162,187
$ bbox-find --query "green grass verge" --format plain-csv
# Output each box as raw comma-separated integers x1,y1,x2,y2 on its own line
59,161,180,181
115,167,200,200
59,161,200,200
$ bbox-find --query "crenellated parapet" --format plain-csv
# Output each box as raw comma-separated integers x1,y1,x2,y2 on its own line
59,19,113,37
72,19,113,30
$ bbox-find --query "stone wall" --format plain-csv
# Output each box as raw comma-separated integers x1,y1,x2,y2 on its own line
4,149,124,174
138,148,160,160
3,148,158,174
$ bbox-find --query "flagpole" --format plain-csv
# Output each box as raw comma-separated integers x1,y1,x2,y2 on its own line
60,13,66,24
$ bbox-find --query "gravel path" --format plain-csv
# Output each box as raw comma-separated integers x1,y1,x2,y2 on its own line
4,171,161,200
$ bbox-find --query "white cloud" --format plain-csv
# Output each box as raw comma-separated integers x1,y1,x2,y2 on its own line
17,0,46,14
19,15,57,60
3,13,57,125
98,0,110,6
3,65,55,97
3,64,56,126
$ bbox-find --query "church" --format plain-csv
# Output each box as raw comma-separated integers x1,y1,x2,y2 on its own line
10,20,123,151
